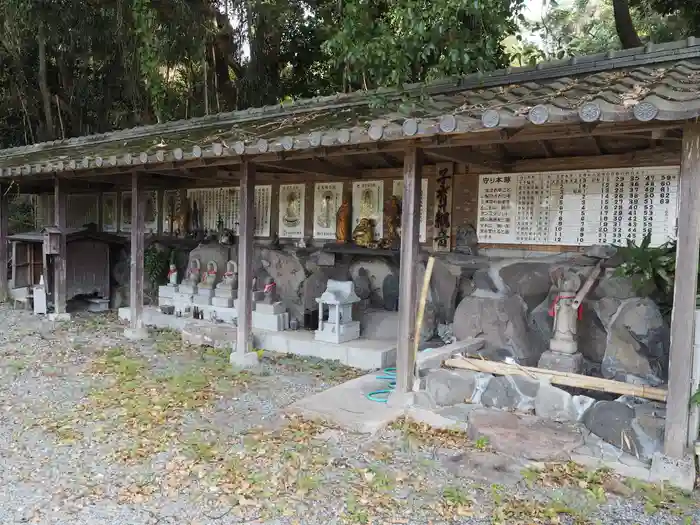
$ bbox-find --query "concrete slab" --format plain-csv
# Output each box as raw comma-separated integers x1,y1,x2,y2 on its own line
287,373,404,433
649,451,696,492
119,307,395,370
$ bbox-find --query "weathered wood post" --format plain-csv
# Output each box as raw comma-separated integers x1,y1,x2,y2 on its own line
664,123,700,458
125,171,148,339
52,176,68,318
231,160,258,367
395,146,423,394
0,185,8,303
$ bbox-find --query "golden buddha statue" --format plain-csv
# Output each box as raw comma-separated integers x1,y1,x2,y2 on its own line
352,217,376,248
379,195,402,249
335,198,351,243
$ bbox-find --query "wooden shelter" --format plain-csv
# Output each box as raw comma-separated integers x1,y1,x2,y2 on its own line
1,39,700,464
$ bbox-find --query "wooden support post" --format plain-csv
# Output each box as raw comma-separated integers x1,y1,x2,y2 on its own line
395,147,423,393
54,177,67,315
665,123,700,458
0,186,8,302
156,189,164,236
127,172,147,339
234,161,256,365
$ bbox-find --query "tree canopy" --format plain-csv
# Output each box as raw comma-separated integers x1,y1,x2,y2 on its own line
0,0,694,150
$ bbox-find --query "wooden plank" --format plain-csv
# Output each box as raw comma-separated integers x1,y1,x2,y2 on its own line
445,358,667,402
665,123,700,458
156,189,164,236
0,186,7,302
236,160,256,357
129,172,146,331
396,147,422,393
54,176,67,314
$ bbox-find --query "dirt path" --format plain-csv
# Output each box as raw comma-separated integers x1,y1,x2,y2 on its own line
0,306,696,524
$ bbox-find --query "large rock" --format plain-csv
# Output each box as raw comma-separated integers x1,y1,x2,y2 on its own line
430,258,460,323
534,384,593,422
453,292,539,365
467,408,584,461
591,271,638,300
583,401,654,459
188,243,232,281
349,259,398,305
472,269,498,292
300,270,329,312
424,369,481,406
480,375,540,412
496,261,552,311
260,249,309,321
602,298,669,385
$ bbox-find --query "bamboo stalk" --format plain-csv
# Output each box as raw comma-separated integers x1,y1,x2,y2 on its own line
412,256,435,390
444,357,667,402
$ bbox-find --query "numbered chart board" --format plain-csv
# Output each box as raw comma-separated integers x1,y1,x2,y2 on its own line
477,167,679,246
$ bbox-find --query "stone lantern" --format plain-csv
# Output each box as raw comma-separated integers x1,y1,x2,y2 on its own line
315,280,360,344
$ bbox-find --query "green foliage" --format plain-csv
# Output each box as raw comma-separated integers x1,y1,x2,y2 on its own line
144,246,171,289
614,232,678,309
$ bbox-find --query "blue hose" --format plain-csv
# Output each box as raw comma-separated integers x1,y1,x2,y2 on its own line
366,368,397,403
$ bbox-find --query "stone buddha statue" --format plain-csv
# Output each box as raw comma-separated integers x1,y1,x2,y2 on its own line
186,258,201,285
199,261,218,289
217,261,238,291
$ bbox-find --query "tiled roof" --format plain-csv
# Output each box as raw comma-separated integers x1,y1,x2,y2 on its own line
1,38,700,177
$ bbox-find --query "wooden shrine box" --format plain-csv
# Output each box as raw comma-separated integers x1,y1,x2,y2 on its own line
8,227,127,302
41,226,62,255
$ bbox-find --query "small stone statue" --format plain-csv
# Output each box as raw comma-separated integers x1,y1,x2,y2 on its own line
200,261,218,289
379,195,401,249
262,277,279,304
167,264,178,286
336,198,351,243
352,218,376,248
186,258,201,285
217,260,238,290
455,224,479,255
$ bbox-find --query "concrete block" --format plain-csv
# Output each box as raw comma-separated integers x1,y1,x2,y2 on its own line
209,306,237,323
87,298,110,313
229,351,260,369
649,452,696,492
159,285,177,298
211,296,233,308
197,287,215,298
174,292,194,304
178,283,197,295
159,296,174,307
215,288,235,299
315,321,361,344
253,311,289,331
255,302,286,315
193,295,212,306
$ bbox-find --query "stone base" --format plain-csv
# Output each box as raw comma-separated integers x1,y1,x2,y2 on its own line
159,296,174,307
229,350,260,369
315,320,361,344
215,287,236,299
159,285,177,298
538,351,583,373
197,287,215,298
253,291,264,302
48,312,72,321
208,306,237,323
178,283,197,295
212,296,233,308
253,311,289,331
193,295,212,307
124,326,149,340
87,298,110,312
255,301,285,315
650,452,696,492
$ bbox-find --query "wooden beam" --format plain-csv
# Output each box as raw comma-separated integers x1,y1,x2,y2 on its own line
539,140,555,157
0,186,8,302
426,148,502,171
235,160,255,361
445,358,667,402
395,147,422,393
256,158,354,178
129,172,146,335
54,176,67,315
665,123,700,458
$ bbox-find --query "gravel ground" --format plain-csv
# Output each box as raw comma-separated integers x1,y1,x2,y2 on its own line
0,304,698,525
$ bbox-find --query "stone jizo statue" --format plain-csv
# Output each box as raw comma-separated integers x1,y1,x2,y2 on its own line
262,277,279,304
167,264,178,286
200,261,218,289
186,258,201,285
217,261,238,290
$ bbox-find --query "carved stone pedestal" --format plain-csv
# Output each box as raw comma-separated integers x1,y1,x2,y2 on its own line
538,350,583,374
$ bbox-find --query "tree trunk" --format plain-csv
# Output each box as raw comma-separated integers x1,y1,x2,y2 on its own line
37,21,54,141
612,0,642,49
